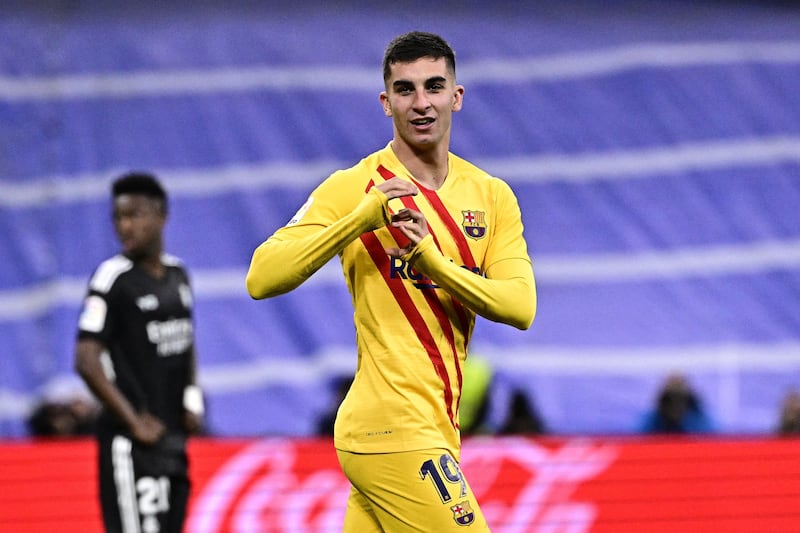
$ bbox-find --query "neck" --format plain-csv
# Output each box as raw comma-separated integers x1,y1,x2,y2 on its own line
128,249,165,278
141,255,166,278
391,140,450,190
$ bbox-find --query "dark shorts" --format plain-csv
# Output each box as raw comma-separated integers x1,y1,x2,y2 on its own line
97,433,190,533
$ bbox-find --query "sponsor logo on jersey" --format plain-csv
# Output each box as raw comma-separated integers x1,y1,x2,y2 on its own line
462,210,487,240
136,294,159,312
390,258,482,289
146,318,193,356
451,501,476,526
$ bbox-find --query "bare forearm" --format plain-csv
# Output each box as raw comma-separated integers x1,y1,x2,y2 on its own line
75,349,139,430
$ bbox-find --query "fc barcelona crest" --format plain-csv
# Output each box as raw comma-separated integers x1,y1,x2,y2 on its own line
462,210,487,240
450,501,476,526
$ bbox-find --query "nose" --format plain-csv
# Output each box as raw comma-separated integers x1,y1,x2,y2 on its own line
115,214,133,234
412,90,431,112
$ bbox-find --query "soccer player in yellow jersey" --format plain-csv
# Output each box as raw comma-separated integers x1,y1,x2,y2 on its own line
247,31,536,532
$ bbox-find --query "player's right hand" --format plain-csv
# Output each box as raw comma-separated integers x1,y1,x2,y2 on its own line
376,176,419,200
131,411,166,445
183,411,204,435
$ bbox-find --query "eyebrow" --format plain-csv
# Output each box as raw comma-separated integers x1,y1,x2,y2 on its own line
392,76,448,89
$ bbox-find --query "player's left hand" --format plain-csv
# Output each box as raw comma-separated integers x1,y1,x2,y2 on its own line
386,208,429,257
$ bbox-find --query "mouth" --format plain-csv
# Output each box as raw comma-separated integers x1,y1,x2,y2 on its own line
410,117,435,128
119,235,137,250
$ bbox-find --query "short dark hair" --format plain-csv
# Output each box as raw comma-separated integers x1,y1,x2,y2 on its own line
112,172,168,214
382,31,456,83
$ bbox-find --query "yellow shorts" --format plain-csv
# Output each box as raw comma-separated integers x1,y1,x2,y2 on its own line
336,447,490,532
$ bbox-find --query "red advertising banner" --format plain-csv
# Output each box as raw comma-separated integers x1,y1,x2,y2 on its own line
1,436,799,532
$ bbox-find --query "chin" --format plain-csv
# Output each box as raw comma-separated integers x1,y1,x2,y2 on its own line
408,136,437,149
123,248,145,260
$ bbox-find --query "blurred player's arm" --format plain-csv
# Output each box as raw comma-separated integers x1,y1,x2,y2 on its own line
246,177,416,299
182,345,204,434
74,338,165,444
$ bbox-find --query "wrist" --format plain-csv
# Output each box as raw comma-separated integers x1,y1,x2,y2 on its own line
404,234,435,265
183,385,205,416
363,187,391,229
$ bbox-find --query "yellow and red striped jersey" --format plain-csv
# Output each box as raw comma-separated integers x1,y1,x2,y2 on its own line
247,143,535,459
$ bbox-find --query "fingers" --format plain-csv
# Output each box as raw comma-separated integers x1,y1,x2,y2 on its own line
391,208,426,230
133,412,166,445
390,207,419,223
373,179,429,252
385,247,405,258
375,177,419,200
389,208,429,249
390,208,414,222
184,412,204,434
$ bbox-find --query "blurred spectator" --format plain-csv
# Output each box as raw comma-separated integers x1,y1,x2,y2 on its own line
777,388,800,435
498,388,545,435
28,396,98,437
316,375,353,437
640,373,713,434
459,355,494,436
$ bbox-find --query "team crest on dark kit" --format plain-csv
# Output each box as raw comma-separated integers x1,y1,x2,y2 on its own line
461,210,486,240
450,501,476,526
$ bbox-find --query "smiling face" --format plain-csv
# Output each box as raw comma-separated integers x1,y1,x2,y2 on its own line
380,56,464,154
112,193,165,260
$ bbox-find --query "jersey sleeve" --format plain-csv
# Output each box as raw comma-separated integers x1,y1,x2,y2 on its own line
246,171,391,299
77,283,116,345
77,256,133,343
406,179,536,330
484,178,532,269
407,236,536,330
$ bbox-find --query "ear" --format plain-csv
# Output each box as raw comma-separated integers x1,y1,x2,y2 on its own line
452,85,465,112
379,92,392,117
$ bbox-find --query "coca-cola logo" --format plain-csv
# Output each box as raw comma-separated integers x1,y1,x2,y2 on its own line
463,438,617,532
186,438,618,532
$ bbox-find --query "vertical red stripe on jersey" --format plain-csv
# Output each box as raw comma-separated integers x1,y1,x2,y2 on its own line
376,164,472,422
378,165,476,270
411,180,477,270
375,165,471,373
419,288,462,429
369,170,411,247
399,193,472,350
376,165,395,181
359,231,456,426
376,165,447,251
376,166,466,335
408,178,477,353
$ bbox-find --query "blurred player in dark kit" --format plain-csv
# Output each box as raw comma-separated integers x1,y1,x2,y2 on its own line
75,172,203,532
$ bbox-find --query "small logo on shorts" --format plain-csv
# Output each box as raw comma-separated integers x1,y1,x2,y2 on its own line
450,501,475,526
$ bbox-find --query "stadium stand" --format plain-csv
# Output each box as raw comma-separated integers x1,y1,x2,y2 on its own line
2,0,800,440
